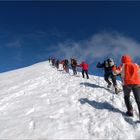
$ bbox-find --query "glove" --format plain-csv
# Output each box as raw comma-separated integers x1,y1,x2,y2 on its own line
96,62,101,68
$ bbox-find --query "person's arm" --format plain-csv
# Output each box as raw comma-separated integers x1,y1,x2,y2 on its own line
112,64,123,75
77,63,82,67
96,62,104,68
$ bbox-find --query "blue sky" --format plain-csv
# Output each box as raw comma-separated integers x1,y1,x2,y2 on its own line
1,1,140,76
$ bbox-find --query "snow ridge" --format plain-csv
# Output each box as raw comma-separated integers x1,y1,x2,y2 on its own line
0,61,140,139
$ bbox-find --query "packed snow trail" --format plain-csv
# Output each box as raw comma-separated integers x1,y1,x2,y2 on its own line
0,61,140,139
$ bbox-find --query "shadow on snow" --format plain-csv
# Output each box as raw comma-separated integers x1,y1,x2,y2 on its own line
78,98,138,125
80,82,115,93
79,98,123,113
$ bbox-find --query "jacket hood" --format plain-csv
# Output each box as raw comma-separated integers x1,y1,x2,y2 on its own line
121,55,132,63
82,61,85,64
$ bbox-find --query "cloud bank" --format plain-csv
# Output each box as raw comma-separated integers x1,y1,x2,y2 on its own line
53,31,140,65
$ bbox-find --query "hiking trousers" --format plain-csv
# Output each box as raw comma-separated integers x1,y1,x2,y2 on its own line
104,73,117,87
123,84,140,117
72,66,77,75
82,69,89,79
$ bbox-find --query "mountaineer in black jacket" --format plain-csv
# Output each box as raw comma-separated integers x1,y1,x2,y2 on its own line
96,58,118,94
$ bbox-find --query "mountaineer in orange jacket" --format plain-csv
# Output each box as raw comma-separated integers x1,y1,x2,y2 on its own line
78,61,89,79
112,54,140,119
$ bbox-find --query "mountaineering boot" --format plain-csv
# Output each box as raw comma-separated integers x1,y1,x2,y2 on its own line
115,87,118,94
107,83,112,88
126,109,133,117
114,85,120,94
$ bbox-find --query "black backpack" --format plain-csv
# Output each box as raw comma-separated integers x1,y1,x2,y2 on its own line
105,58,115,68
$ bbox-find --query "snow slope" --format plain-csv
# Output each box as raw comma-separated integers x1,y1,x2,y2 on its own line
0,61,140,139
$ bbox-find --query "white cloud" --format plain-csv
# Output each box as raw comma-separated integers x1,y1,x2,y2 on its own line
53,31,140,64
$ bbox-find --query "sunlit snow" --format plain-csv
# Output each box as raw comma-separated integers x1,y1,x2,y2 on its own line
0,61,140,139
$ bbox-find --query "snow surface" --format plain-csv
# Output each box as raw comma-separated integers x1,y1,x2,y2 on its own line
0,61,140,139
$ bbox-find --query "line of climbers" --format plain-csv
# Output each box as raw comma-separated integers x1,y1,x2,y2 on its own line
48,57,89,79
49,55,140,120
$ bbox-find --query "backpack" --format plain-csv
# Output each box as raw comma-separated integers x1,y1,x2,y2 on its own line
72,59,77,66
105,58,115,68
64,59,69,65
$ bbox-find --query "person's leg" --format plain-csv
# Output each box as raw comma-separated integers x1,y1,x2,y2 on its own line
63,64,65,71
132,85,140,119
82,69,85,78
72,66,75,74
104,74,112,88
111,74,118,94
73,66,77,75
85,70,89,79
111,74,117,87
66,65,69,73
75,66,77,75
123,85,133,116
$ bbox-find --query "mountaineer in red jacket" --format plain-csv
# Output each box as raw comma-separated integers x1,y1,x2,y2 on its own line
78,61,89,79
112,54,140,119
